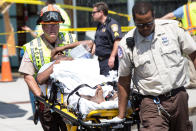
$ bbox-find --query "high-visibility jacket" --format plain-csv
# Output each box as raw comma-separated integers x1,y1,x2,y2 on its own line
182,2,196,35
24,32,76,72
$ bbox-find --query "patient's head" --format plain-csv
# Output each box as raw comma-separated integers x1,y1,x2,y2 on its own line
51,51,64,61
51,51,73,64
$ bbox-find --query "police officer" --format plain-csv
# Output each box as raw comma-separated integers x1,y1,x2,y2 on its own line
92,2,123,76
161,0,196,89
112,2,196,130
18,4,76,131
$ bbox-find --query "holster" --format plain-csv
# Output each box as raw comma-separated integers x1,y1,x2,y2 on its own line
131,93,142,112
130,92,142,129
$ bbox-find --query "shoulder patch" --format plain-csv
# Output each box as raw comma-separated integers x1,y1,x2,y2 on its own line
24,57,31,62
24,54,31,62
111,24,119,32
118,46,123,59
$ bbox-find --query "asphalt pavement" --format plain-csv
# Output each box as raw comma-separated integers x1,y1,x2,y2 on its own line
0,77,42,131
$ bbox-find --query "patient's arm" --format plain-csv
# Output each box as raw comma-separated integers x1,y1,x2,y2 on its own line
51,40,94,58
37,57,73,85
37,63,54,85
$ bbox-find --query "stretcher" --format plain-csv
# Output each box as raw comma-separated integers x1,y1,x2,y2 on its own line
35,80,140,131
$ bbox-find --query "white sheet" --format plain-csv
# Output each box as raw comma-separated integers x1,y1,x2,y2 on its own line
38,58,119,117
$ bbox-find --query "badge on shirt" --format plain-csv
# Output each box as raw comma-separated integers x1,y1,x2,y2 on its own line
162,37,169,46
111,24,118,32
118,46,123,59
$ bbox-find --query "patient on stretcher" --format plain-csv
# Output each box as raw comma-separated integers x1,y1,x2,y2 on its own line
79,85,118,104
37,49,119,116
37,51,117,102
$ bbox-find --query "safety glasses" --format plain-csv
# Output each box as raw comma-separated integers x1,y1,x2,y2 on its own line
135,21,154,28
41,11,62,22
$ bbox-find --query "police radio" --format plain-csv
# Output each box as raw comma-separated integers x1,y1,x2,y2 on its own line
126,37,135,67
126,37,135,52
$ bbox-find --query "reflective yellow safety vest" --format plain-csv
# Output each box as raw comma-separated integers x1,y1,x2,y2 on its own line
24,32,76,72
182,2,196,35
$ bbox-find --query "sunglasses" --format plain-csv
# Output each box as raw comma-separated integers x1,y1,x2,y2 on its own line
92,11,100,15
135,21,154,28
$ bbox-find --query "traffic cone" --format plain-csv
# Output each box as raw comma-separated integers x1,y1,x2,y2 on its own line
0,44,13,82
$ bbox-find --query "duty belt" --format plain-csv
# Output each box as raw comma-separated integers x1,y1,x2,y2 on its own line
138,86,185,99
158,86,185,98
98,56,110,61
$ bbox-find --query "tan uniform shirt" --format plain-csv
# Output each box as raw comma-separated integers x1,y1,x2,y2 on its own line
118,19,196,96
18,34,62,75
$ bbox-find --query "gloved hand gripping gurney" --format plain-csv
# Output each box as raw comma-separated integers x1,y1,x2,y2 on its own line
37,58,134,130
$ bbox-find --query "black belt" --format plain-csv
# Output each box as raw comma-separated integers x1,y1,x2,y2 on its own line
158,86,185,98
138,86,185,99
98,56,109,61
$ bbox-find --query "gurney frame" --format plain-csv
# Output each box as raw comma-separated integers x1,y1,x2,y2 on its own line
35,80,140,131
35,95,139,131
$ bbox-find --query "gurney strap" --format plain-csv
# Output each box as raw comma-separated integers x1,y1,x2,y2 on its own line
67,84,95,105
76,97,83,119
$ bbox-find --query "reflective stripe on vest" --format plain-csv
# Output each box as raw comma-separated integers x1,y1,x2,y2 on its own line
182,3,196,35
186,4,192,27
37,37,45,67
30,37,46,71
30,41,39,71
58,32,75,56
58,32,73,46
68,33,73,43
25,37,51,72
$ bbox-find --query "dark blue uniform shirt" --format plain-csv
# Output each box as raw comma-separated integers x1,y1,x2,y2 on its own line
94,17,123,57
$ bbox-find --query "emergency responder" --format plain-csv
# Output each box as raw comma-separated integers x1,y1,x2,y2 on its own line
110,2,195,130
161,0,196,89
91,2,123,76
18,4,76,131
21,0,75,116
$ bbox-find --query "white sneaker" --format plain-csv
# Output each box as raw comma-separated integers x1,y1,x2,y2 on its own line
101,116,125,123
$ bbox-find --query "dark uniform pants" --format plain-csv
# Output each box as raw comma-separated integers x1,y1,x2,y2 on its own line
38,105,67,131
139,89,192,131
98,56,118,76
